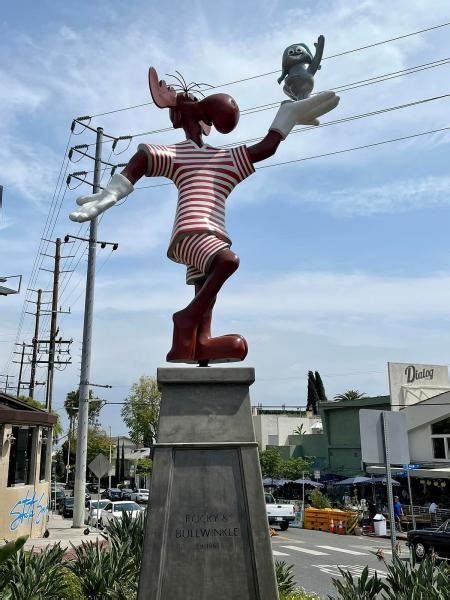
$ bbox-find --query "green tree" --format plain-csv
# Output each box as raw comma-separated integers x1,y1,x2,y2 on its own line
334,390,366,401
59,427,112,478
309,489,331,509
64,389,103,427
19,395,63,439
121,376,161,447
259,447,284,478
306,371,320,415
314,371,327,402
136,458,152,477
282,456,313,480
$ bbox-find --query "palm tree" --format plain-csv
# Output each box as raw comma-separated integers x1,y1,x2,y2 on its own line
334,390,366,401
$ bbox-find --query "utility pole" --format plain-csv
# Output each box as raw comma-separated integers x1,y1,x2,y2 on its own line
45,238,61,411
29,289,42,399
73,127,103,528
0,374,15,393
109,425,112,489
16,342,27,396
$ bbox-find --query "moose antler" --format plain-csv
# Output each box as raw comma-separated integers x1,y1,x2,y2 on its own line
149,67,177,108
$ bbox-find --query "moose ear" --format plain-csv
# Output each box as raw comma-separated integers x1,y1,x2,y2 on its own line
149,67,177,108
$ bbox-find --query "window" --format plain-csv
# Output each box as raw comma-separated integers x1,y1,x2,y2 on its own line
431,418,450,460
7,426,34,486
433,438,446,459
39,429,49,481
431,417,450,435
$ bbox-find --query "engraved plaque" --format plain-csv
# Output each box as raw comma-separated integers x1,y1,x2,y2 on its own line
161,448,257,598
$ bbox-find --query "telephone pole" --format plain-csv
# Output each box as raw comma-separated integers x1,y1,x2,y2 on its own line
28,289,42,399
45,237,61,411
0,374,15,393
73,127,103,528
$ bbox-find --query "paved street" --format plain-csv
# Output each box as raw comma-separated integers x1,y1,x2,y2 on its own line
271,527,409,598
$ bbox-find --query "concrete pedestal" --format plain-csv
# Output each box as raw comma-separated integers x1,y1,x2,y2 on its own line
138,368,279,600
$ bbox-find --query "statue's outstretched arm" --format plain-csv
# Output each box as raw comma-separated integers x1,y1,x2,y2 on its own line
248,90,340,164
121,150,149,184
69,150,149,223
247,130,283,163
307,35,325,76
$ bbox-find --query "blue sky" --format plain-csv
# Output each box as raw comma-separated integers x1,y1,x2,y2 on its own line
1,0,450,435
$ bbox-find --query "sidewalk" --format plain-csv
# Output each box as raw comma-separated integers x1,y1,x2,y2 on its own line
23,512,103,554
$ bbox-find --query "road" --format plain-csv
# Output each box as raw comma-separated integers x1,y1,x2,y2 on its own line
270,527,409,598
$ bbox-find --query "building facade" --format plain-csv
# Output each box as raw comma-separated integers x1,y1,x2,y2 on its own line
0,392,56,540
252,408,322,451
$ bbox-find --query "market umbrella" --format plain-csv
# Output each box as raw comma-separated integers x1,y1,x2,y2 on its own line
332,476,372,486
293,478,324,488
262,478,292,486
370,476,400,486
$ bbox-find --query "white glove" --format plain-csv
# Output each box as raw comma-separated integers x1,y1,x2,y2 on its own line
69,173,133,222
270,91,340,139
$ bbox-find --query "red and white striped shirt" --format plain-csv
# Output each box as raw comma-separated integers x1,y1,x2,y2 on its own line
138,140,255,256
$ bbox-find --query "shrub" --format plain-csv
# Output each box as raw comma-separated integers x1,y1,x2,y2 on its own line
330,554,450,599
61,569,86,599
68,510,146,599
309,489,332,509
0,543,68,599
276,560,297,595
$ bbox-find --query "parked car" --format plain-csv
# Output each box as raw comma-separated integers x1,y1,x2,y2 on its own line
85,499,110,526
130,489,149,503
50,489,66,510
101,488,123,501
98,501,144,527
86,483,99,494
59,497,75,518
265,493,296,531
407,519,450,560
120,488,134,500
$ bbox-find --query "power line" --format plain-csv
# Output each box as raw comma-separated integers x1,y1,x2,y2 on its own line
130,123,450,193
68,91,450,192
257,125,450,171
77,55,450,150
2,132,73,375
86,22,450,119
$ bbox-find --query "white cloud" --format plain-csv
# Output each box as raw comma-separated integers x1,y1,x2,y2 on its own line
291,174,450,217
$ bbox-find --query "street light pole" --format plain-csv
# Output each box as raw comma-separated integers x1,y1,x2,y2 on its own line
109,425,112,489
73,127,103,528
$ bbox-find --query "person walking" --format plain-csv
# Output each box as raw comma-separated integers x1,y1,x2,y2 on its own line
393,495,404,532
429,500,438,526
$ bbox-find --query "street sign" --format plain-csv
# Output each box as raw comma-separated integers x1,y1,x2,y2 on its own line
403,464,420,469
88,454,111,479
314,470,320,480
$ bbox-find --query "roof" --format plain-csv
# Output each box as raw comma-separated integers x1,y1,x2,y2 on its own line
320,395,390,411
0,391,57,426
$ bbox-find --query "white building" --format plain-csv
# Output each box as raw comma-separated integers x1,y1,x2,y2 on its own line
368,363,450,482
252,408,322,450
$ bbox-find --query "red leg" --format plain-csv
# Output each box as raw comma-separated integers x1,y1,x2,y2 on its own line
194,284,247,363
166,249,246,362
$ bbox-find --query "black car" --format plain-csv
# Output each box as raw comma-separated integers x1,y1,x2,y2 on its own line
121,488,134,500
101,488,123,501
86,483,99,494
50,490,66,510
59,497,75,518
407,519,450,560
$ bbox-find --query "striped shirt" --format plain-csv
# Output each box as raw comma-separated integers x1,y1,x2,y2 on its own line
138,140,255,256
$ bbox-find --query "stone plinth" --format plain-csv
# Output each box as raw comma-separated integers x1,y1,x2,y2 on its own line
138,368,279,600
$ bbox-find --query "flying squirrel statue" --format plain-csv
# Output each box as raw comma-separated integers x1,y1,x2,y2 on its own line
278,35,325,100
